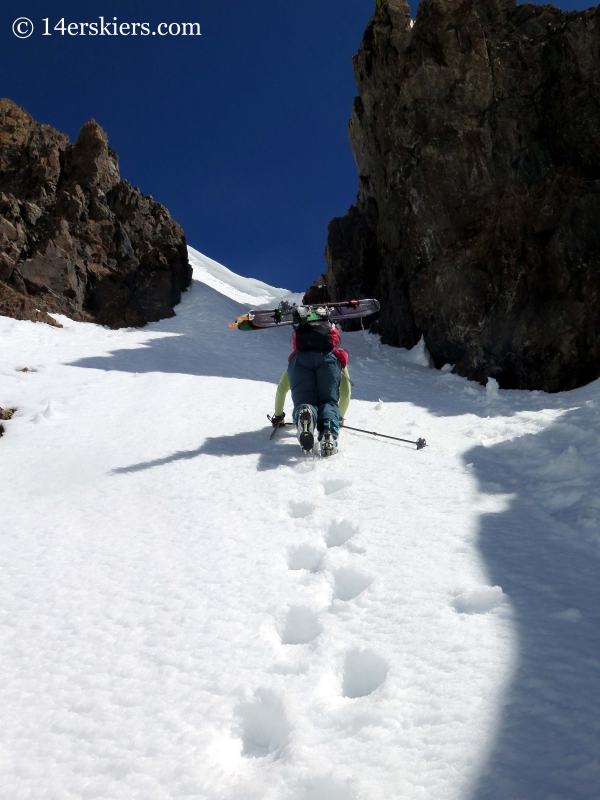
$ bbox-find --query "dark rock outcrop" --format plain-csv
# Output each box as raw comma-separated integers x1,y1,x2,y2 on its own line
0,99,192,328
314,0,600,391
0,407,15,439
303,273,330,305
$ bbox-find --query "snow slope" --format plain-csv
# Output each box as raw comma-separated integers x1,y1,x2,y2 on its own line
188,246,303,307
1,250,600,800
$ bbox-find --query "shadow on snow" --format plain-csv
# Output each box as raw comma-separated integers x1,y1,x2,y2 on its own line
67,282,578,421
468,404,600,800
111,427,301,474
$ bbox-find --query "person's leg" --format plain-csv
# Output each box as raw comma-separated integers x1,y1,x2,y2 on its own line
315,352,342,426
288,352,318,422
314,353,342,456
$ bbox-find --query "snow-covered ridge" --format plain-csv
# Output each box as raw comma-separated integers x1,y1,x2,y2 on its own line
188,246,303,307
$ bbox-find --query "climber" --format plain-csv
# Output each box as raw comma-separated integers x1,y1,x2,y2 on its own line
269,306,351,457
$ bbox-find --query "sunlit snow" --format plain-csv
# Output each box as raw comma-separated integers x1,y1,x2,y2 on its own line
1,249,599,799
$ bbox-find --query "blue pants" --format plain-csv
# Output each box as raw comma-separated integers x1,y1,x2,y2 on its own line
288,351,341,426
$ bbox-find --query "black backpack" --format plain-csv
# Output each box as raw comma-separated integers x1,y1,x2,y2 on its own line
293,307,337,352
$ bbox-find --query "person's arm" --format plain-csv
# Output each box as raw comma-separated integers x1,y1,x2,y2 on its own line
339,367,351,418
274,369,290,416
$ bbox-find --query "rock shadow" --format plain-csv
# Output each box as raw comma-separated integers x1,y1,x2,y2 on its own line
65,281,581,420
68,282,295,386
468,405,600,800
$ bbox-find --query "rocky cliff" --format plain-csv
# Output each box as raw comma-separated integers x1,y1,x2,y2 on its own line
0,99,192,328
312,0,600,391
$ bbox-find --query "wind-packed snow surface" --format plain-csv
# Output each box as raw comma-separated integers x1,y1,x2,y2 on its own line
1,247,600,800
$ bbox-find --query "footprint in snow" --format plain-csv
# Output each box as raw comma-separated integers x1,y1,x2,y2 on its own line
288,500,316,519
293,460,316,475
288,544,324,572
280,606,322,645
553,608,583,621
452,585,506,614
326,519,359,548
297,776,355,800
345,537,367,554
322,478,352,496
342,648,389,699
333,567,373,601
235,688,291,758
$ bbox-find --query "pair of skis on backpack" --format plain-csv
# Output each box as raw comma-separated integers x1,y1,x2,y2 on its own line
268,409,339,457
230,298,380,330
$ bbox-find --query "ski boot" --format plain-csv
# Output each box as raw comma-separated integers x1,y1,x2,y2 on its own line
296,405,316,454
318,418,339,458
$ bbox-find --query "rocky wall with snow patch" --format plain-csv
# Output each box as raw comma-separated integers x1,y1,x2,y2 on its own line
0,98,192,328
312,0,600,392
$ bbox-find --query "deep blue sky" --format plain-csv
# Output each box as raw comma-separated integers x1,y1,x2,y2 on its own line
1,0,596,291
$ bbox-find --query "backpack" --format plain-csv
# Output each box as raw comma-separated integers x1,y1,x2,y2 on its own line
292,306,339,352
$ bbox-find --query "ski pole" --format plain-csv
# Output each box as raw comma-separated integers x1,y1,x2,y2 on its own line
342,425,426,450
268,418,426,450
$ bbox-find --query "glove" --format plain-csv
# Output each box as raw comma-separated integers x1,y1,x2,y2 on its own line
269,413,285,427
